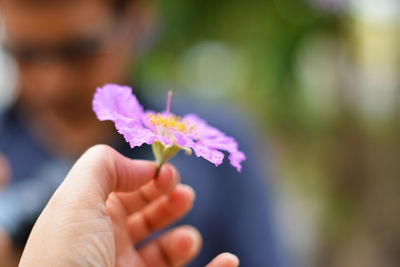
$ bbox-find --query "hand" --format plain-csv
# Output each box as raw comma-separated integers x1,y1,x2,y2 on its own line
19,145,239,267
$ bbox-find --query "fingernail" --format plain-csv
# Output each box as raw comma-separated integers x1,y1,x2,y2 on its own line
179,184,196,200
170,165,180,184
174,226,201,256
224,252,240,266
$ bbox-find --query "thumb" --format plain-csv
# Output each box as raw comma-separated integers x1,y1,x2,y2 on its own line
55,144,175,206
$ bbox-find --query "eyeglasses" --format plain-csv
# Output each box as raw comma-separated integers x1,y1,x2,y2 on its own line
1,16,132,65
3,37,105,63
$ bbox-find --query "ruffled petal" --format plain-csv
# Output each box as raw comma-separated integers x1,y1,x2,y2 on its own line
184,114,246,171
228,151,246,172
115,119,156,149
183,114,225,139
192,143,224,166
173,131,195,148
93,84,143,122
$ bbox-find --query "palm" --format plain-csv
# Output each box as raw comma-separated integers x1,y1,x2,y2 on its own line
108,193,145,267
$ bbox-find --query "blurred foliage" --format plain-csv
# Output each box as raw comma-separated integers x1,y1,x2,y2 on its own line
136,0,400,266
139,0,339,129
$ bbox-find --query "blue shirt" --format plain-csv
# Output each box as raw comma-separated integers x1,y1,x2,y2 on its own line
0,95,286,266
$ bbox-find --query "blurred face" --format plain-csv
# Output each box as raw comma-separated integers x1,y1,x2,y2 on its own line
0,0,136,121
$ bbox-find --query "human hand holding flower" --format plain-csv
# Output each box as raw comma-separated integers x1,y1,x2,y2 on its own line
19,145,239,267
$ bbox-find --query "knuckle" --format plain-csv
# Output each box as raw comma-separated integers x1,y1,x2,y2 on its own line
79,144,117,174
84,144,115,162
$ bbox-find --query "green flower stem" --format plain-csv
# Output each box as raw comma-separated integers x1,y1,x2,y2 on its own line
152,140,180,178
151,140,191,178
154,160,165,178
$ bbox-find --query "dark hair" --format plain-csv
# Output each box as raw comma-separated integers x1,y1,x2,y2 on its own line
14,0,132,14
113,0,130,13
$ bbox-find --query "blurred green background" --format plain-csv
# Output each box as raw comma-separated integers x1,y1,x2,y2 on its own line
135,0,400,266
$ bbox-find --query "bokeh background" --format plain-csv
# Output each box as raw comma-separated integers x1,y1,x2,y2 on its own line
1,0,399,266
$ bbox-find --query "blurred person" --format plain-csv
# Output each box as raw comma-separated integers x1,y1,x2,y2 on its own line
0,0,284,266
20,144,239,267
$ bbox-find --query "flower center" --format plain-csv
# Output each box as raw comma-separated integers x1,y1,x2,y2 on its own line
149,113,194,136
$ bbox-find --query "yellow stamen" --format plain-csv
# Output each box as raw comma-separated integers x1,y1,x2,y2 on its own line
148,113,196,139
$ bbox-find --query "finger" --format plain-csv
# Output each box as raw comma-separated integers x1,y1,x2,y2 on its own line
114,164,180,215
0,154,11,187
57,145,175,204
206,253,239,267
128,184,195,243
138,225,202,267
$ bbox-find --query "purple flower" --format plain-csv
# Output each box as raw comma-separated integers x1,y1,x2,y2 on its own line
92,84,246,172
